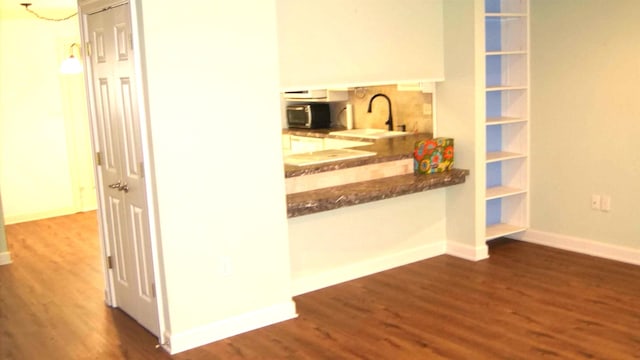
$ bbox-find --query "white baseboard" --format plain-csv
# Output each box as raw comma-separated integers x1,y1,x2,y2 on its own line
4,207,77,225
446,241,489,261
520,229,640,266
165,300,297,354
0,251,12,265
291,241,447,296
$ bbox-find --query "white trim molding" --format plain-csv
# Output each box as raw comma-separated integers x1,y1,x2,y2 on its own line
291,242,447,296
521,229,640,266
0,251,12,266
446,241,489,261
3,207,77,225
164,300,297,355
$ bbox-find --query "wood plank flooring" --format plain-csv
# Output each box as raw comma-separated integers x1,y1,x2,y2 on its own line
1,212,639,359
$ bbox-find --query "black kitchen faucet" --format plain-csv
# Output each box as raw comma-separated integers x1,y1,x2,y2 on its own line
367,93,393,131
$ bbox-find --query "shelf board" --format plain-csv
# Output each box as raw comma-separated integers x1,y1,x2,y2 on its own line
485,223,527,241
486,85,527,92
485,12,527,18
485,50,527,56
486,151,526,163
486,117,527,125
486,186,527,200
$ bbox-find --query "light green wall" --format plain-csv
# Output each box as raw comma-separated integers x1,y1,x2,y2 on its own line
530,0,640,248
289,189,447,295
437,0,486,251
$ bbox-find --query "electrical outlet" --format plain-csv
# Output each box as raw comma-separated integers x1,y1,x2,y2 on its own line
591,194,601,210
218,256,233,277
423,103,432,116
601,195,611,212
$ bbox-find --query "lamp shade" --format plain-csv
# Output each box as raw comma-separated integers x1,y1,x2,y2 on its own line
60,55,83,74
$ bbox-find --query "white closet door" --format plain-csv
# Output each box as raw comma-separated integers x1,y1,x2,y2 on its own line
86,2,159,336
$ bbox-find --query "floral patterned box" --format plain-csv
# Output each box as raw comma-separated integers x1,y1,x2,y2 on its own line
413,138,454,174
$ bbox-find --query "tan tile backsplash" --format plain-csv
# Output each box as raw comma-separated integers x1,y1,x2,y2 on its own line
333,85,433,134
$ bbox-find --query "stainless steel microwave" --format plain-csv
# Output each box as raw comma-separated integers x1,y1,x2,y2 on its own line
286,104,331,129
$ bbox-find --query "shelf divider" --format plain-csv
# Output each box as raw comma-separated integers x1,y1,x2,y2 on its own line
486,116,526,125
485,223,527,240
486,151,526,163
486,186,526,200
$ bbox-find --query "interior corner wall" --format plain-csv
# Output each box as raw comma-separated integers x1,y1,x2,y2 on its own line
530,0,640,249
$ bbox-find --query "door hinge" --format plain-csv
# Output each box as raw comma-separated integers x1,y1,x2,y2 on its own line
151,283,156,298
140,162,144,178
85,42,92,57
106,255,113,269
96,152,102,166
129,34,133,50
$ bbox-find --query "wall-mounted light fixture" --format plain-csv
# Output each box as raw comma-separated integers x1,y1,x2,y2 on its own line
18,4,82,74
20,3,77,21
60,43,83,74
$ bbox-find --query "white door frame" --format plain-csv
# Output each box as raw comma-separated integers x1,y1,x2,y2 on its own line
78,0,167,346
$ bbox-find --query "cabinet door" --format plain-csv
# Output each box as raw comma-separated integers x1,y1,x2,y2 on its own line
277,0,444,90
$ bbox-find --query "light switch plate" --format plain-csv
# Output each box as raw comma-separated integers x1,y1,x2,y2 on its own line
591,194,601,210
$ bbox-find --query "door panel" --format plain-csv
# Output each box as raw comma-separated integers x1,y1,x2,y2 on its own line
115,22,129,61
108,196,128,284
86,3,159,336
96,79,119,172
118,78,143,178
130,205,153,300
94,27,107,63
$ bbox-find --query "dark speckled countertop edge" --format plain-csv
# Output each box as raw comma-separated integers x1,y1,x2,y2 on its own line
287,168,469,218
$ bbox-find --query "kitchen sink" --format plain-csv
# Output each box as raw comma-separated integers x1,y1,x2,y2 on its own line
329,128,408,139
283,148,376,166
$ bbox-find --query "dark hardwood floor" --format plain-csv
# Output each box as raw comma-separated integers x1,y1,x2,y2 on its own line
1,212,638,359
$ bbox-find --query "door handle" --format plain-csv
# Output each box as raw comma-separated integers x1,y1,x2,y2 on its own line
108,181,128,193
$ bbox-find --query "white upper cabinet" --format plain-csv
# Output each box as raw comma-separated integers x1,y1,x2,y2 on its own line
276,0,444,91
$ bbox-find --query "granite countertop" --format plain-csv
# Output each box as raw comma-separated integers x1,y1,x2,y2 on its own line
283,129,433,178
282,128,469,218
287,168,469,218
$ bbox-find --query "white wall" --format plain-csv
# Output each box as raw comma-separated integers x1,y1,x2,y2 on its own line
530,0,640,250
0,14,95,224
137,0,295,352
276,0,444,90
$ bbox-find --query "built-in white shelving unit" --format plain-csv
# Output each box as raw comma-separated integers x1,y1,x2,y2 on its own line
484,0,530,240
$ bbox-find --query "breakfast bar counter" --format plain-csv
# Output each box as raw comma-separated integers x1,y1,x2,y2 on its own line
282,129,469,218
287,168,468,217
